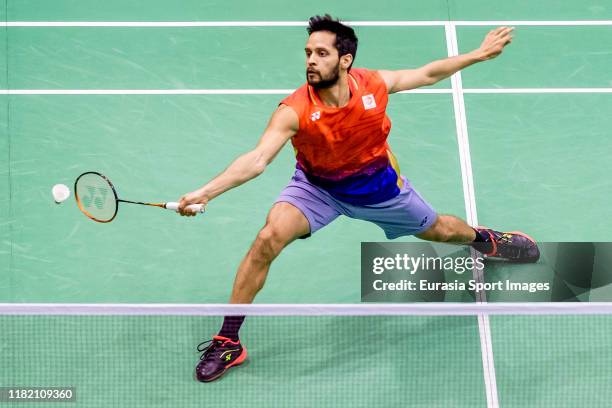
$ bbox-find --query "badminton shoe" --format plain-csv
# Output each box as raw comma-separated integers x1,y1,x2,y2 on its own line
473,228,540,263
195,335,247,382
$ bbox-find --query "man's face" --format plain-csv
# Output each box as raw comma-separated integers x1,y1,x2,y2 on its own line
305,31,341,89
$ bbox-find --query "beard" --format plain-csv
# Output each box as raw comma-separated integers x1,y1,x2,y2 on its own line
306,64,340,89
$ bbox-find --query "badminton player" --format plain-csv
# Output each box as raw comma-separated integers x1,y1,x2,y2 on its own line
177,15,539,382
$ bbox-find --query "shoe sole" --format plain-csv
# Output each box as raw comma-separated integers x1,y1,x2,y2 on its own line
197,348,248,383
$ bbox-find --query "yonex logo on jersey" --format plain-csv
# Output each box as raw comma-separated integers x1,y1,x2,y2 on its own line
311,111,321,121
362,94,377,110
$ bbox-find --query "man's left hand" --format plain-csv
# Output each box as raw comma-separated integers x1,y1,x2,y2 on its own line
475,26,514,61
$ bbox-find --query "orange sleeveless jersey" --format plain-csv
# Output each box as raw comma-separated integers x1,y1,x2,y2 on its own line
279,68,402,205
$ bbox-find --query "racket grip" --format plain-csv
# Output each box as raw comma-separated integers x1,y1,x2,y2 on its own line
165,202,205,214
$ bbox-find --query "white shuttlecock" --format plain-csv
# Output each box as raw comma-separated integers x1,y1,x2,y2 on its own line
52,184,71,204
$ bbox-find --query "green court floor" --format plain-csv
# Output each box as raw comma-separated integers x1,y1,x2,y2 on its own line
2,0,612,407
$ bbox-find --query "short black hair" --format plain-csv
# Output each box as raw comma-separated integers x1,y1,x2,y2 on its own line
307,14,358,69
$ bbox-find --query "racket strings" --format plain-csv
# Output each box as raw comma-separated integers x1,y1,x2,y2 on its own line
75,172,118,222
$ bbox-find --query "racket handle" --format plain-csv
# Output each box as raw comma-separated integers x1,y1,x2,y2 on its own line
165,202,205,214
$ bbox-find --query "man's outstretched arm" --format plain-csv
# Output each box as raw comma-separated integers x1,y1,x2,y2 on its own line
177,104,298,215
379,26,514,94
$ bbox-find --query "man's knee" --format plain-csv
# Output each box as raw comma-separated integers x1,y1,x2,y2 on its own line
249,202,310,263
252,224,286,263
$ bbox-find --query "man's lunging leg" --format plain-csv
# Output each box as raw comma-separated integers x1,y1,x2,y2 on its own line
229,202,308,303
417,214,540,262
195,202,310,382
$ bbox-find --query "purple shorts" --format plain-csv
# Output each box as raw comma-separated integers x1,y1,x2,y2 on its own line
274,169,438,239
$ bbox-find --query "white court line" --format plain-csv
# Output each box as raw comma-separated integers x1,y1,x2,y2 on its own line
0,89,451,95
444,26,478,227
464,88,612,93
1,303,611,315
454,20,612,26
0,89,298,95
446,22,498,408
1,88,611,95
1,20,612,27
